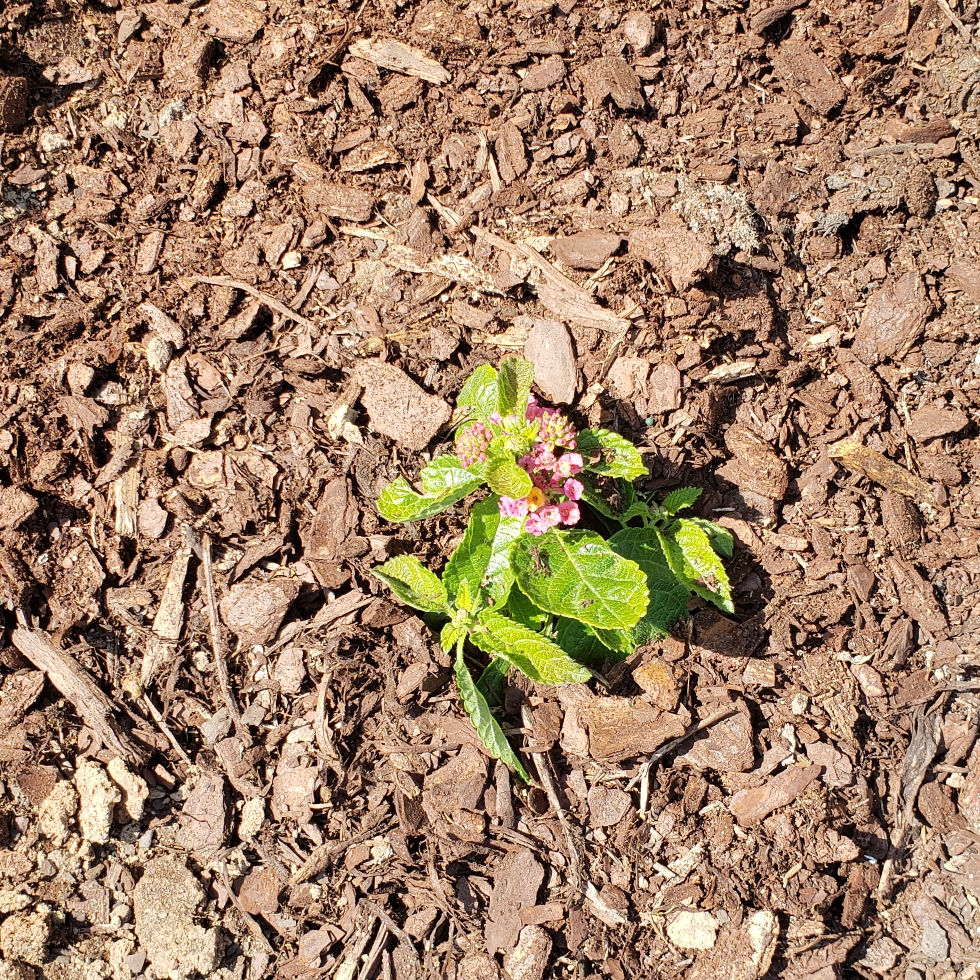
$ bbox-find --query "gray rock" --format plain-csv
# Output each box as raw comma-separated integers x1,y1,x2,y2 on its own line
919,919,949,963
522,318,577,405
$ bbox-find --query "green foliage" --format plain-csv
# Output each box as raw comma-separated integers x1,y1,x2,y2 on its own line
512,529,649,631
485,456,534,498
472,610,591,684
576,428,648,481
372,555,449,613
497,356,535,418
456,363,500,423
454,644,529,781
371,356,735,775
378,456,485,522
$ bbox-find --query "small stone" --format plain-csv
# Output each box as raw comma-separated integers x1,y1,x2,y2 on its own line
667,910,718,950
67,362,95,395
354,360,451,451
124,951,146,974
238,797,265,841
551,230,623,270
0,906,54,966
523,317,577,405
859,937,903,974
144,334,173,373
107,757,149,823
75,760,121,844
919,919,949,962
38,781,78,845
132,856,221,978
621,10,653,52
281,250,302,269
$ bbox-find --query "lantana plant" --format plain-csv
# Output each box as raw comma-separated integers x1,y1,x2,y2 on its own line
373,357,732,778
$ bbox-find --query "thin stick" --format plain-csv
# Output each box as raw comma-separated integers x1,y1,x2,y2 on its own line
188,274,337,329
626,705,739,791
142,694,193,767
200,532,248,743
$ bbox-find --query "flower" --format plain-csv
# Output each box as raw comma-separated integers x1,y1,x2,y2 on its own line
524,513,548,536
496,396,585,535
499,496,529,518
457,422,492,467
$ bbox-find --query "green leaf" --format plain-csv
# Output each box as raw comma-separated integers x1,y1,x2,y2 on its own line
472,610,591,684
377,457,485,522
605,526,692,646
420,455,486,495
621,500,652,524
685,517,734,558
455,644,529,781
443,497,524,608
497,356,535,418
372,555,449,613
661,487,702,516
456,364,499,423
555,618,618,667
505,589,549,632
658,521,734,615
512,529,648,630
579,476,636,524
441,621,467,655
477,657,508,706
485,457,533,498
576,428,647,481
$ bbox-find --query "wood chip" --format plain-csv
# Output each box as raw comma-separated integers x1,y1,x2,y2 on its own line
12,628,145,764
348,38,451,84
770,41,846,115
729,763,822,828
853,272,931,365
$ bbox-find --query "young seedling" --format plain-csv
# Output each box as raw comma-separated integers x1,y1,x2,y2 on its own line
372,356,732,778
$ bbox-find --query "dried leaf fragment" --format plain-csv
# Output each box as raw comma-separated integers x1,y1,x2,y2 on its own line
828,439,932,502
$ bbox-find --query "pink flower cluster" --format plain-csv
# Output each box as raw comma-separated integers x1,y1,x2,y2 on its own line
457,421,492,467
499,398,584,536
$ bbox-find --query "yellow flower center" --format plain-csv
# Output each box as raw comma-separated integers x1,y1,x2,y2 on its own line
526,488,545,511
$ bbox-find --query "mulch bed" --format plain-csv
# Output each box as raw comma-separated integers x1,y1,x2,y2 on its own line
1,0,980,978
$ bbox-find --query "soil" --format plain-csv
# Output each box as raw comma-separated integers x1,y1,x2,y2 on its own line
2,1,980,979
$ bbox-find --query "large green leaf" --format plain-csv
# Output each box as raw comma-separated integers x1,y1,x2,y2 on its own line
605,526,692,646
497,356,535,418
471,610,591,685
377,456,485,522
505,589,549,632
512,529,648,631
420,455,486,495
456,364,499,423
372,555,449,613
455,644,529,781
657,521,734,615
684,516,734,558
443,497,524,608
576,428,647,481
660,487,702,516
485,457,533,498
555,618,619,667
